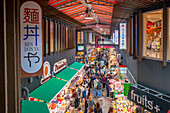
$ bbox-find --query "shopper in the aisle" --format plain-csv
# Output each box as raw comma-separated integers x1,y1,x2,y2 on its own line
80,84,84,103
106,80,110,98
96,79,102,100
77,107,83,113
90,107,94,113
76,85,81,106
93,78,98,98
94,102,102,113
102,75,106,91
108,107,113,113
72,89,79,109
84,95,89,113
87,96,96,112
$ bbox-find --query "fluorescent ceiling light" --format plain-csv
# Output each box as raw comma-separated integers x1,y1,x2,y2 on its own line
85,16,93,19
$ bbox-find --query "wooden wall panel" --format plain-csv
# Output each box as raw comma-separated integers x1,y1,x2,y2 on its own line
43,18,47,56
54,20,56,54
48,19,51,55
129,16,132,56
133,13,137,59
163,4,167,67
138,10,143,62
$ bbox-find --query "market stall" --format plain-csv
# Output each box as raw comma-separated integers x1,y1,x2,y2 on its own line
28,62,85,113
21,100,50,113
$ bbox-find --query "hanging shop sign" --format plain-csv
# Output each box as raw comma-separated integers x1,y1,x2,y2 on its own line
41,61,51,84
95,36,99,48
77,45,84,51
53,59,67,74
113,33,115,44
97,46,113,48
20,1,43,77
115,30,119,45
124,83,135,96
128,85,170,113
77,52,84,55
89,32,92,43
120,23,126,49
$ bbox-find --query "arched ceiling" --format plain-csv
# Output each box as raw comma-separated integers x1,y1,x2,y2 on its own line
48,0,124,35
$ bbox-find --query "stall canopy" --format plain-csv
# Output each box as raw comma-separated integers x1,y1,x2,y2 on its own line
21,100,49,113
55,68,78,81
69,62,85,70
29,78,67,102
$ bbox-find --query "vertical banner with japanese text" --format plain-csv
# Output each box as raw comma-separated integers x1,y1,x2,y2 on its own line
113,33,115,44
120,23,126,49
95,36,98,48
20,1,43,77
115,30,119,45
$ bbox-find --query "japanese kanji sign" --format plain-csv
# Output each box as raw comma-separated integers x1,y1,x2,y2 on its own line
115,30,119,45
120,23,126,49
113,33,115,44
20,1,42,74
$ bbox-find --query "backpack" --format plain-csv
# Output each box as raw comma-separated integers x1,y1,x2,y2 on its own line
73,92,78,99
78,87,81,96
97,82,102,90
82,90,86,98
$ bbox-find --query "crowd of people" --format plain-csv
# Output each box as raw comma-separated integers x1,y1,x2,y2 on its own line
72,50,115,113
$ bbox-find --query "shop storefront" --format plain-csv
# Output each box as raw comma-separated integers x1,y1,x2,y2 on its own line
128,84,170,113
143,9,163,59
27,62,85,113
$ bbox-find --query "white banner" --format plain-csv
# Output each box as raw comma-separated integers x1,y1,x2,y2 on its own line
89,32,92,43
120,23,126,49
115,30,119,45
113,33,115,43
20,1,42,73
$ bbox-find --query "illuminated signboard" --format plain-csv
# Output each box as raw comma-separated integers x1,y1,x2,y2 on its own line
120,23,126,49
113,33,115,44
115,30,119,45
77,45,84,51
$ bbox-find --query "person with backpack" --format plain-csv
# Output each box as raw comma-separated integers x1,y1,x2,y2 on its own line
96,79,102,100
94,102,102,113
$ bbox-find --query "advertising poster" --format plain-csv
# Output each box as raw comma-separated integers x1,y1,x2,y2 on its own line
115,30,119,45
120,23,126,49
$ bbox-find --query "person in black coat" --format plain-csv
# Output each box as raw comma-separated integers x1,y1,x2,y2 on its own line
84,95,89,113
106,80,110,98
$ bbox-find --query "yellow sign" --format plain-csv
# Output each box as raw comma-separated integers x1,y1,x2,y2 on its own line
77,52,84,55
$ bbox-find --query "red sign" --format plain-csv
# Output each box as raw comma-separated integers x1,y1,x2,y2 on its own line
95,36,98,48
53,59,67,73
97,46,113,48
